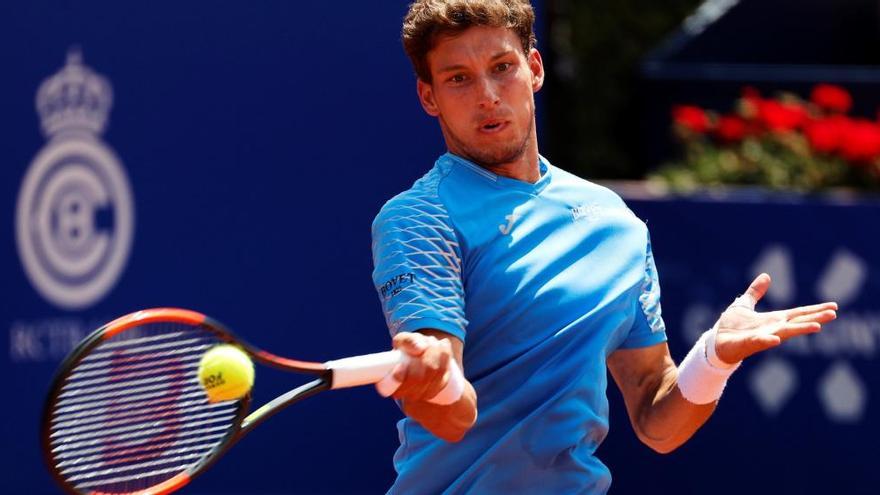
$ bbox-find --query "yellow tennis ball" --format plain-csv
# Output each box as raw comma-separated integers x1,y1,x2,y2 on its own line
198,344,254,403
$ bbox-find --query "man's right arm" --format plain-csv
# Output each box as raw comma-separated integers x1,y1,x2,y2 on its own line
388,330,477,443
371,190,474,440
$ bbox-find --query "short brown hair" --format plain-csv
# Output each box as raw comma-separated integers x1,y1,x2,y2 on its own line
402,0,537,82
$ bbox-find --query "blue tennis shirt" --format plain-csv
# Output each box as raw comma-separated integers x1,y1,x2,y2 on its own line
371,153,667,494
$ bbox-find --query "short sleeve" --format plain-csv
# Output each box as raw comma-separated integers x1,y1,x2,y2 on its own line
371,194,467,341
619,232,668,349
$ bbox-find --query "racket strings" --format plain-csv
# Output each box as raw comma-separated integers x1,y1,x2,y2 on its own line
53,375,203,413
53,388,208,418
71,342,213,373
57,373,201,405
55,431,228,468
67,353,203,381
48,322,242,494
52,407,237,444
52,397,228,431
53,424,232,461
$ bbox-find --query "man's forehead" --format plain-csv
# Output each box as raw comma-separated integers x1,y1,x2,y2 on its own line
428,26,521,66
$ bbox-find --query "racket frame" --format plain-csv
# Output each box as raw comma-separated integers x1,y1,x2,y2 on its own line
41,308,332,495
42,307,462,494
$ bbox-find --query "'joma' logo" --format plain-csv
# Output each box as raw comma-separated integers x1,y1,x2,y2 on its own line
498,213,520,235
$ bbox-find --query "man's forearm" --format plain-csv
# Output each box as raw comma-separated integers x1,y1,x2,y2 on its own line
612,275,837,455
403,381,478,442
635,367,716,453
609,342,720,454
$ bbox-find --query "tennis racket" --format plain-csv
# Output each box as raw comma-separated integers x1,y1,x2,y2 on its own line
41,307,464,495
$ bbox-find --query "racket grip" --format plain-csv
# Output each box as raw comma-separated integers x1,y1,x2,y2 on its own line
327,350,465,405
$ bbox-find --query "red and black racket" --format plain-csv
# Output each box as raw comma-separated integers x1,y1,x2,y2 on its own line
41,308,463,495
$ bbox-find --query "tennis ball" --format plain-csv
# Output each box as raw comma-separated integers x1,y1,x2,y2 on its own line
198,344,254,403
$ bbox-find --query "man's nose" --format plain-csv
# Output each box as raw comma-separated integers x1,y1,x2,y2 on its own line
477,77,501,108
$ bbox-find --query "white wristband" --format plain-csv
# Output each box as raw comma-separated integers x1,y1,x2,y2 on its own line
705,326,738,370
677,328,741,405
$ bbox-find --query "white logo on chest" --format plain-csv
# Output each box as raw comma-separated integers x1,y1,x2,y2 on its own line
498,213,520,235
571,203,633,222
571,203,602,221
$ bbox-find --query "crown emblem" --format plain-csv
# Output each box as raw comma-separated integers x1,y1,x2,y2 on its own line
35,48,113,137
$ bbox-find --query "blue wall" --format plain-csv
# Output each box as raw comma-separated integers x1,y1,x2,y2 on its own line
608,190,879,494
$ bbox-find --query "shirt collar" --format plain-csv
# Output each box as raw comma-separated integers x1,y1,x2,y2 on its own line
441,152,552,194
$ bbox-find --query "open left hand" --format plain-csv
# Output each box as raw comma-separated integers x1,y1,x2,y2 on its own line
713,273,838,364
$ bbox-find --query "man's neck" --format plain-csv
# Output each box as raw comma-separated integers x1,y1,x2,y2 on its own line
479,148,541,183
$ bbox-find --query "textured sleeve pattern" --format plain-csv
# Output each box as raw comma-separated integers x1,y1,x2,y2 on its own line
620,232,667,349
638,235,666,335
371,187,467,340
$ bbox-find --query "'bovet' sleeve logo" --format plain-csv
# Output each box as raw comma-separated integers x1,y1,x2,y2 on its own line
379,273,415,299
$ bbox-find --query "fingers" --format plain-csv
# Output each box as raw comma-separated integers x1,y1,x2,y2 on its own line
715,282,840,362
789,309,837,325
733,273,772,310
389,332,453,403
392,332,429,357
757,308,833,342
715,330,781,363
749,333,782,352
785,302,838,320
774,321,822,340
753,334,782,347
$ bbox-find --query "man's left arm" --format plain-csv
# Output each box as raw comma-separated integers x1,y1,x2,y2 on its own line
607,273,838,454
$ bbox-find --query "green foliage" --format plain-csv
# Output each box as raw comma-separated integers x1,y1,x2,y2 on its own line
543,0,702,179
652,87,880,192
654,135,860,191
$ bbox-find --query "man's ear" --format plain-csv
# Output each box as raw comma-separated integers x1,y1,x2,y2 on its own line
529,48,545,92
417,79,440,117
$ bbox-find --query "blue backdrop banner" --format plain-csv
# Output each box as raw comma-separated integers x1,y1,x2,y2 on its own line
605,188,879,495
1,2,463,493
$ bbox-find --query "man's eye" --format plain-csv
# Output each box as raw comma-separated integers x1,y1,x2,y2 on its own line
496,63,511,72
450,74,466,83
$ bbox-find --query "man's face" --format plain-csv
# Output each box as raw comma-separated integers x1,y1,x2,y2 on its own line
417,26,544,168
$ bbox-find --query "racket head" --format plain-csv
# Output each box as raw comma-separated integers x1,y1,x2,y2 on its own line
41,308,252,495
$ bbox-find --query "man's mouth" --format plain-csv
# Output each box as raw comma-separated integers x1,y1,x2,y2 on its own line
479,119,508,133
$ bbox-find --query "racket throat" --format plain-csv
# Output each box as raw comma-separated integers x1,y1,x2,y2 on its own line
240,378,330,434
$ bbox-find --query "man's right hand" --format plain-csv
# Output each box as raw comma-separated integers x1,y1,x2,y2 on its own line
390,332,457,403
386,330,478,442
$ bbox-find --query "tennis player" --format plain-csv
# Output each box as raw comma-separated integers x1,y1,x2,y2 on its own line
371,1,838,493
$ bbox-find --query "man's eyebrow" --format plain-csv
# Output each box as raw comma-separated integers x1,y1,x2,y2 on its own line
437,64,467,74
436,50,517,74
489,50,516,61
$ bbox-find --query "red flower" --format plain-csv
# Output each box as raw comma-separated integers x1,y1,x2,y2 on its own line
738,87,762,120
804,116,849,154
672,105,710,134
840,119,880,163
811,84,853,113
715,115,748,142
757,100,808,131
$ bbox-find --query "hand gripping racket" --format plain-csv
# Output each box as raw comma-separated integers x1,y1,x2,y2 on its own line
41,308,464,495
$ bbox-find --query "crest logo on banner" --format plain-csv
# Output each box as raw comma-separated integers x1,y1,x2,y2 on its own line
15,49,134,310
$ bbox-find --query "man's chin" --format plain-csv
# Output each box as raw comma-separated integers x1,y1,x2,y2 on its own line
464,141,529,167
463,151,524,168
443,125,531,167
